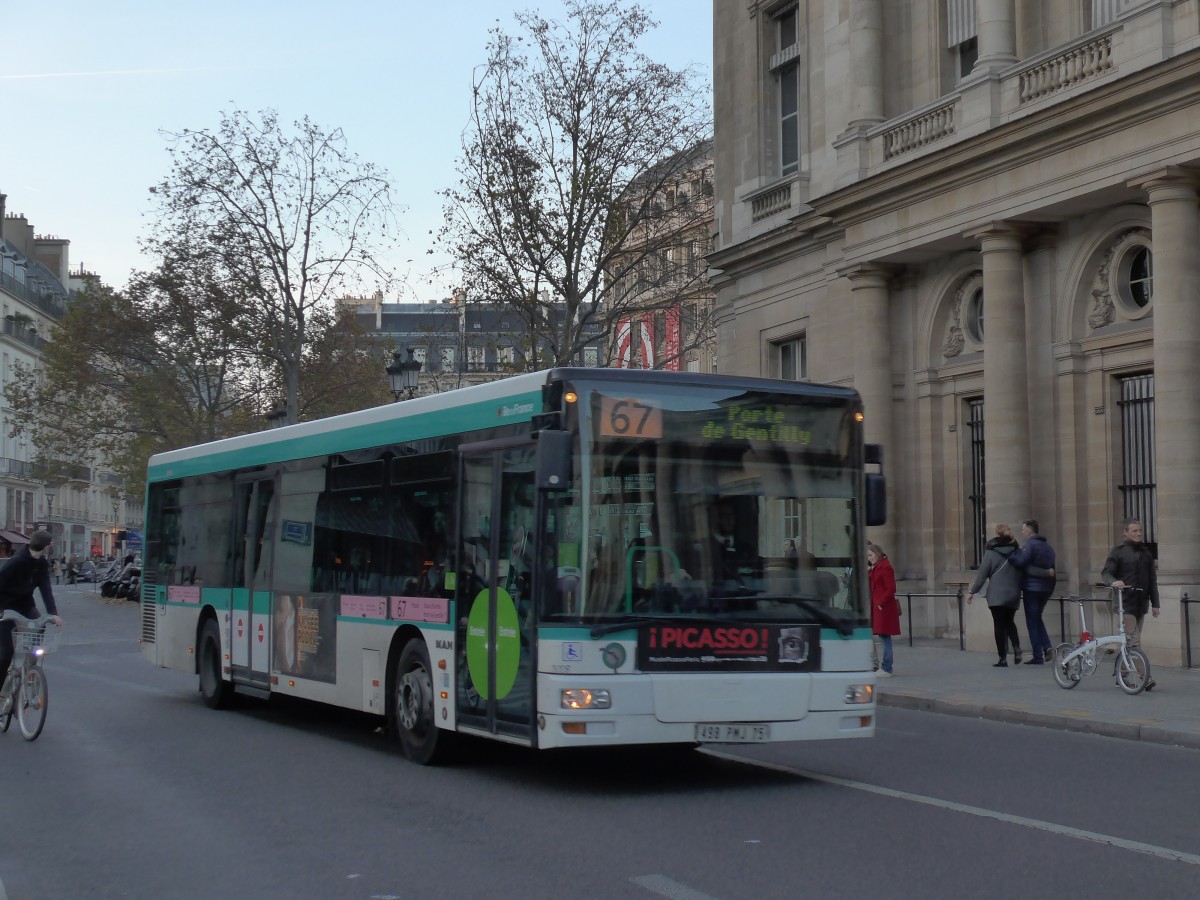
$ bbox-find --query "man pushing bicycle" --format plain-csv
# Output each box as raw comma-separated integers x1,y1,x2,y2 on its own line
1100,517,1158,690
0,530,64,707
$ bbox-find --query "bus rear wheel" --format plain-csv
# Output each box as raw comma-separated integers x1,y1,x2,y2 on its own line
392,640,446,765
199,619,234,709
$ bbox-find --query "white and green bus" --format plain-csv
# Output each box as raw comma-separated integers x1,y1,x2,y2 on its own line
141,367,886,763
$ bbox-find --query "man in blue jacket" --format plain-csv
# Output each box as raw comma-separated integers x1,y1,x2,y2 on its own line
1011,519,1056,664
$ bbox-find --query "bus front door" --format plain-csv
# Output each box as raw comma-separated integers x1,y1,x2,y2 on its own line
230,475,276,686
456,442,537,745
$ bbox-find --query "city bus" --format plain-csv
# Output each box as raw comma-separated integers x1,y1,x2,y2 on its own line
140,367,886,764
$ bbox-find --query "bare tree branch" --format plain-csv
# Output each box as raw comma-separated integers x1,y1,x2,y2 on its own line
439,0,713,368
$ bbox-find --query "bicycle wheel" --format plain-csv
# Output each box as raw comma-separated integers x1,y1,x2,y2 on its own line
1052,643,1082,689
17,666,48,741
1116,648,1149,695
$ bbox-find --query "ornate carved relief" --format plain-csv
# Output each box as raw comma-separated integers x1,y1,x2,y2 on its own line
1088,227,1150,331
942,276,980,358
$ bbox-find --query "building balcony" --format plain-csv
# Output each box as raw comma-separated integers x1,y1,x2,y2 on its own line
818,4,1181,196
847,15,1159,183
0,269,68,319
0,458,35,479
0,316,48,351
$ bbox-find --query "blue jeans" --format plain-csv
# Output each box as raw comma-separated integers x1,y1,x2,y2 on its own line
874,634,894,673
1023,589,1052,660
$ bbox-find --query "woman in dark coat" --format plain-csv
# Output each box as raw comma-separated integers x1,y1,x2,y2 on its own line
868,543,900,676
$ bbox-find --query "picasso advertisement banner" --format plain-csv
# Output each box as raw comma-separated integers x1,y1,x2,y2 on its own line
636,623,822,672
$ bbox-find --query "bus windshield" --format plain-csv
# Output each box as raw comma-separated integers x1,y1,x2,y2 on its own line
548,380,868,629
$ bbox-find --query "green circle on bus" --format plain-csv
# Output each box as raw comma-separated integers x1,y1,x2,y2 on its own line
465,587,521,701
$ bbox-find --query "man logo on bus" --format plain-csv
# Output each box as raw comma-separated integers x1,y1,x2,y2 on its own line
778,627,809,663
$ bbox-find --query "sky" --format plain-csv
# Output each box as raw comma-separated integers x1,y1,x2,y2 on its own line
1,0,712,300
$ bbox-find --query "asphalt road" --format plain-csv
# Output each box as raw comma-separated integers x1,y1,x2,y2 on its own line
3,586,1197,900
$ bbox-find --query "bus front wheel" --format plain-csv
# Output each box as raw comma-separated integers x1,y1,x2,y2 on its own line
392,640,446,765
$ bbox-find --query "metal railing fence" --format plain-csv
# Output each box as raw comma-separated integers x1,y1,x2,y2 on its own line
899,592,1197,669
903,591,966,650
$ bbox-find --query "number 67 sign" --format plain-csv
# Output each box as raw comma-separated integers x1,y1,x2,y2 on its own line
598,396,663,439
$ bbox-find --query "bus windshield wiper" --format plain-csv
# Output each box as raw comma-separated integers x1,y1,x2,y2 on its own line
589,614,747,638
754,596,856,637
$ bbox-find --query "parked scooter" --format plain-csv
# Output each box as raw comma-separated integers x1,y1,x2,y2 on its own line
95,558,122,584
101,555,137,598
114,567,141,601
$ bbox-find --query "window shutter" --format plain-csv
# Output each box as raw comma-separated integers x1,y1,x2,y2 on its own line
1092,0,1130,28
946,0,977,48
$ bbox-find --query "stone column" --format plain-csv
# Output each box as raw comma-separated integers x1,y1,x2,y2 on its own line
845,265,894,551
1136,171,1200,586
848,0,884,128
973,0,1018,71
970,224,1030,529
1023,231,1058,535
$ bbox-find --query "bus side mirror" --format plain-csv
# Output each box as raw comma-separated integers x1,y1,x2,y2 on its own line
865,473,887,526
536,430,573,491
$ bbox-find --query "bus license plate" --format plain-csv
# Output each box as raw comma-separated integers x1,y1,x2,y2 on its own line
695,724,770,743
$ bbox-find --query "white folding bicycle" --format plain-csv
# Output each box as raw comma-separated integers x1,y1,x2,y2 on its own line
1052,587,1151,695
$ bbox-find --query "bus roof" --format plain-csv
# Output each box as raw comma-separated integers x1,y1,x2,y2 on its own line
146,368,860,483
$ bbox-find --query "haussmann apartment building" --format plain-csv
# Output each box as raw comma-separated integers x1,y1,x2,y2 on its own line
709,0,1200,664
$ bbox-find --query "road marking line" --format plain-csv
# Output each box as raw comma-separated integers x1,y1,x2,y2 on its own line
704,749,1200,867
632,874,722,899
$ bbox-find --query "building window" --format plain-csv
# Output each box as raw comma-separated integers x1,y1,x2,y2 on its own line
966,398,986,568
1090,0,1127,30
439,347,456,372
964,288,984,343
946,0,978,83
1118,372,1156,557
776,334,807,381
772,6,801,177
1122,247,1153,309
467,346,485,372
957,37,978,79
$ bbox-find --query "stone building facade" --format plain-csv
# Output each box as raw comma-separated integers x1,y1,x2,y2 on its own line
0,193,140,561
710,1,1200,663
349,292,606,393
607,143,719,374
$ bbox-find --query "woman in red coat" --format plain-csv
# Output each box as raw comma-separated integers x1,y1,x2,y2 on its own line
868,543,901,676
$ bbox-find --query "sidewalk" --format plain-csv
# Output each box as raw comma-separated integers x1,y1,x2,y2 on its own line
876,640,1200,750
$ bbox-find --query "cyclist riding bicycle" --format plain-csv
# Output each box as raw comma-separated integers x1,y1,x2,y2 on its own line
0,531,65,703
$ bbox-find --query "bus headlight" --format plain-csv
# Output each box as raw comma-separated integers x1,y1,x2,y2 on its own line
561,689,611,710
844,684,873,704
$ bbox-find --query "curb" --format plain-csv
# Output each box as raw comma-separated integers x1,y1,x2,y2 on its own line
877,691,1200,751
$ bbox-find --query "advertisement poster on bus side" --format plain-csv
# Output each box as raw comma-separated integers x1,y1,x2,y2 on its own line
635,623,822,672
274,593,338,683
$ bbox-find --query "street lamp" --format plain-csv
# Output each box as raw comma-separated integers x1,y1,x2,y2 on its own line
385,347,421,401
111,493,121,558
44,483,58,557
265,402,289,428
